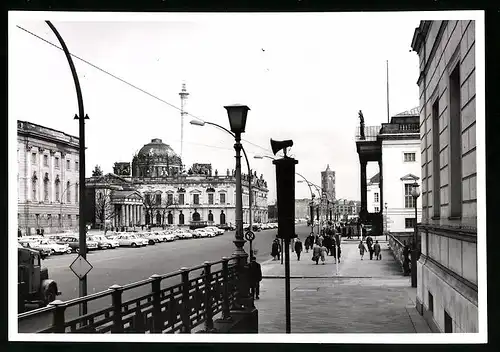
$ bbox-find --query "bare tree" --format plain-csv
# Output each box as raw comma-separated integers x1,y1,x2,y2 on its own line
142,192,156,228
95,188,118,235
159,196,179,228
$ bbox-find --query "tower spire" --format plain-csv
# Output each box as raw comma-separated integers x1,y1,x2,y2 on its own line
179,82,189,167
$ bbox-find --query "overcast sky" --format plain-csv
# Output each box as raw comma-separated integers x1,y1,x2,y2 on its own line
10,12,422,202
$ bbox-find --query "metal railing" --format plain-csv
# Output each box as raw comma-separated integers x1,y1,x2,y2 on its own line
388,234,406,270
355,126,381,142
18,257,239,333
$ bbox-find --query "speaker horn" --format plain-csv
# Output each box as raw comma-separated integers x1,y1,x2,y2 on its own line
270,139,294,156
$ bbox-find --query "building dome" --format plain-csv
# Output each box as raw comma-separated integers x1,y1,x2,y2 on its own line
132,138,182,178
138,138,179,159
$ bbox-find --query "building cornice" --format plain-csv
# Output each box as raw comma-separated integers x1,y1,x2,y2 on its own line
18,121,79,150
418,223,477,243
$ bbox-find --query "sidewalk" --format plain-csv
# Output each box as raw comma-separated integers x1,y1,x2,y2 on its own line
254,241,432,333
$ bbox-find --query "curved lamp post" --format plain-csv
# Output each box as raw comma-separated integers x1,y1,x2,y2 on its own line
410,182,420,288
46,21,88,316
295,173,322,235
190,105,251,261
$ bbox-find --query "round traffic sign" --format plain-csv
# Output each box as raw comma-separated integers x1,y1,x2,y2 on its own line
245,230,255,241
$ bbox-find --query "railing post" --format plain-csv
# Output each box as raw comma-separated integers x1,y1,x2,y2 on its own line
109,284,123,333
203,261,214,331
150,274,163,333
221,257,232,321
180,267,192,333
18,283,24,313
49,300,66,333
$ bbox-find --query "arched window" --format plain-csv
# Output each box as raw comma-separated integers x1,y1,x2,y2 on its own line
167,211,173,224
66,181,71,203
179,211,185,225
75,183,79,203
208,210,214,222
43,173,49,202
145,212,151,225
156,211,162,225
192,211,200,221
220,211,226,225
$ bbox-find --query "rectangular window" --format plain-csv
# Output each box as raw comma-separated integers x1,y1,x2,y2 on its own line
155,194,161,205
75,161,79,171
428,292,434,313
449,64,462,218
444,310,452,333
405,218,416,229
31,153,37,165
432,99,440,217
208,193,214,205
193,194,199,205
404,184,415,208
43,155,48,167
220,193,226,204
374,206,379,213
167,193,173,205
55,157,60,169
404,152,416,162
374,192,379,202
178,193,185,205
145,194,151,204
66,160,71,170
75,184,79,203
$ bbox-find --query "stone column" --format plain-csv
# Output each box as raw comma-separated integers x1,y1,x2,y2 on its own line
121,205,125,227
360,160,368,223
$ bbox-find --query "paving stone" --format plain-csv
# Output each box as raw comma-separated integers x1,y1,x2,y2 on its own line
254,241,431,333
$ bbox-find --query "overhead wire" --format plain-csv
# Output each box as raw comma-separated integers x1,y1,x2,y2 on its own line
16,24,275,157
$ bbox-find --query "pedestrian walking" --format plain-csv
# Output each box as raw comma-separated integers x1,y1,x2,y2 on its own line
248,256,262,300
294,237,303,261
320,243,327,264
312,241,321,265
323,235,332,256
374,240,382,260
366,235,374,260
358,240,367,260
271,239,279,261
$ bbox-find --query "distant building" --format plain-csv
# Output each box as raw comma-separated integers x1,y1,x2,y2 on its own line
411,20,477,333
321,164,336,201
366,173,380,214
17,121,80,235
267,203,278,222
355,108,422,237
85,138,269,230
334,199,361,222
295,198,311,220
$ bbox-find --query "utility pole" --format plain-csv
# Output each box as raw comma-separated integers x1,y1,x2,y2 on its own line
386,60,390,123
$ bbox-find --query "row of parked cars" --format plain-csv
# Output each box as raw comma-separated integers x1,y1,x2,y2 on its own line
17,226,227,258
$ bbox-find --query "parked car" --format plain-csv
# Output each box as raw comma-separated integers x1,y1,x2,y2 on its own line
217,224,235,231
176,230,194,239
205,226,224,235
136,233,157,245
32,239,72,255
18,239,51,259
154,231,176,242
87,235,118,249
56,236,98,253
114,234,148,247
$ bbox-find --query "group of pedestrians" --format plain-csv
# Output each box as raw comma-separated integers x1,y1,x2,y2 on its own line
357,234,382,261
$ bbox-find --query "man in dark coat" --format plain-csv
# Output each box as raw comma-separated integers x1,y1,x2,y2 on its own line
271,239,279,260
366,235,374,260
323,234,332,256
248,256,262,299
294,237,303,261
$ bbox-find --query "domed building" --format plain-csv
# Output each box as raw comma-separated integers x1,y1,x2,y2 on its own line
132,138,183,177
86,138,270,230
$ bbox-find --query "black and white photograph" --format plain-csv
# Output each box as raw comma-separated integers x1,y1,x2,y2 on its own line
8,9,486,343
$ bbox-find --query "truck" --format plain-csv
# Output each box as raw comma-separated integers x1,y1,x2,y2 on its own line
18,246,61,312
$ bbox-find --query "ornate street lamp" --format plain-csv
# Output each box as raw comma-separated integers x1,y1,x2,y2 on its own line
410,182,420,288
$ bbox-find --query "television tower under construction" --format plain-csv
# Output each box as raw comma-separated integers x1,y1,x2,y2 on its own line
179,82,189,163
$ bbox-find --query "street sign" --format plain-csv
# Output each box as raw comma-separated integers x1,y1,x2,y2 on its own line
70,255,93,280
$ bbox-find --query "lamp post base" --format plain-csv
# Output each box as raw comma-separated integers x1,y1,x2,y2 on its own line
411,248,418,288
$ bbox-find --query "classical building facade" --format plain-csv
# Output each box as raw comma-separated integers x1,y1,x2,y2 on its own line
333,199,361,222
86,138,269,229
411,20,477,333
366,173,380,214
355,108,422,237
17,121,80,235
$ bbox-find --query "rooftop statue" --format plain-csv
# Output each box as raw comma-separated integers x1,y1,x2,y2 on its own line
358,110,365,140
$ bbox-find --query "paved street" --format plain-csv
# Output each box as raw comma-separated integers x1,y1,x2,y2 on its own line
254,237,432,333
19,226,285,332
